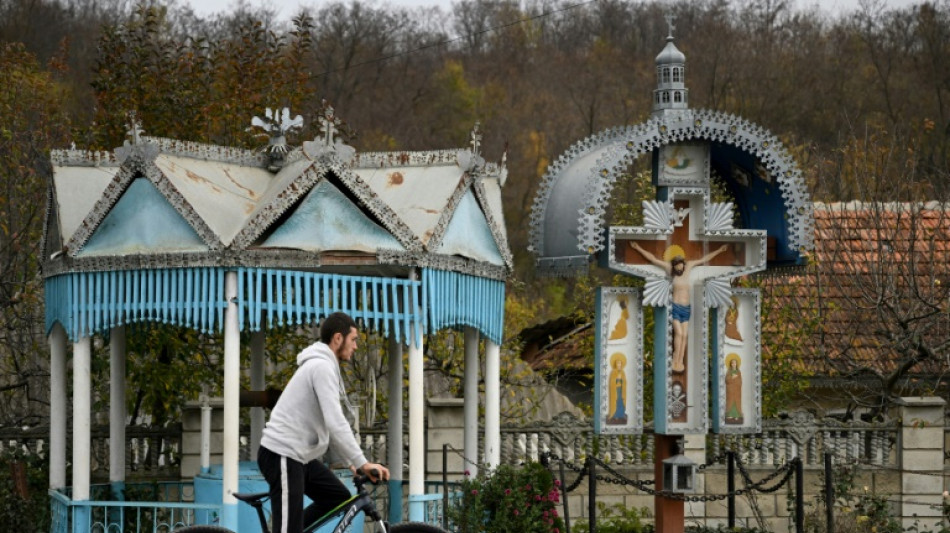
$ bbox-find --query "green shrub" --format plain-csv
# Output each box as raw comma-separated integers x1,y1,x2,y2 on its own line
0,451,50,532
574,502,653,533
448,462,565,533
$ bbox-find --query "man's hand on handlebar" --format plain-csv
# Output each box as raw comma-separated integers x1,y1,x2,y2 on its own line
354,462,390,483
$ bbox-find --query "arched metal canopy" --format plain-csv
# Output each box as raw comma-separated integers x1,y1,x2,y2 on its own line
529,109,814,275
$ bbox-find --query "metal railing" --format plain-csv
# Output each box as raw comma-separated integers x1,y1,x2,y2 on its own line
0,424,182,481
4,409,904,533
357,411,898,472
50,481,219,533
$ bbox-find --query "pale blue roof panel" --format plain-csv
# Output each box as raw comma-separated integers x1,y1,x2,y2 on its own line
260,179,404,253
78,178,207,256
435,190,504,265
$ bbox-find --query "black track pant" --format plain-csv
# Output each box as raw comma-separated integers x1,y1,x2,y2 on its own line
258,446,352,533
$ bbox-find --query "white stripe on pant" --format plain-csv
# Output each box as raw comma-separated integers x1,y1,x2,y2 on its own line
280,456,289,533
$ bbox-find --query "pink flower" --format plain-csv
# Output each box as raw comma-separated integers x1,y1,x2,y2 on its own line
471,489,478,495
513,510,520,516
535,495,542,501
464,470,471,476
554,479,561,487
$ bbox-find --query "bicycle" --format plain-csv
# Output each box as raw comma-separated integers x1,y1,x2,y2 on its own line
174,469,448,533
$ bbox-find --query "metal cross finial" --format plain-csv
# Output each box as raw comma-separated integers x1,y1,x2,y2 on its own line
665,11,676,39
319,103,343,147
470,121,482,156
126,112,145,145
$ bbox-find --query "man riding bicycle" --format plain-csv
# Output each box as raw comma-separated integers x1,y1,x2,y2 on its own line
258,311,390,533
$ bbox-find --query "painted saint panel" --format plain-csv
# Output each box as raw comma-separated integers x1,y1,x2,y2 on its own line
711,289,762,434
594,287,643,434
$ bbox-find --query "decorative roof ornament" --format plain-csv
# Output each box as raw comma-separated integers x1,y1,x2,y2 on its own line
458,122,486,171
303,101,356,161
497,149,508,187
127,113,145,145
652,10,689,118
470,121,482,157
115,112,158,164
251,107,304,172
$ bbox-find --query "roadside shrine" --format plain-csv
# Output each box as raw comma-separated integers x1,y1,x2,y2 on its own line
528,17,814,533
43,108,511,532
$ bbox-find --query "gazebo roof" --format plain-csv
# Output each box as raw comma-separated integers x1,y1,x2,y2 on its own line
45,130,511,279
43,122,511,344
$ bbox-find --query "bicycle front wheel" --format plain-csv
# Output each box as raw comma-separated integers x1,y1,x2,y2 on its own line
389,522,450,533
173,526,236,533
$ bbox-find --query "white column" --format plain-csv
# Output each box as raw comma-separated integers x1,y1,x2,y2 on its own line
386,334,404,523
407,324,425,521
110,326,127,485
221,272,240,530
250,329,266,458
49,324,67,490
200,388,212,473
484,339,501,469
72,336,92,501
463,327,480,477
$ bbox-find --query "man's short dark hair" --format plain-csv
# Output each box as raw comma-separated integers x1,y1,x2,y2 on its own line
320,312,358,344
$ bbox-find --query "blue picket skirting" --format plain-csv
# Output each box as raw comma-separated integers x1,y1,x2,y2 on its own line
45,267,504,345
423,268,505,345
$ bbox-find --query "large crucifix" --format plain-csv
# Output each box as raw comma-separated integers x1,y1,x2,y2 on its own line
608,189,766,433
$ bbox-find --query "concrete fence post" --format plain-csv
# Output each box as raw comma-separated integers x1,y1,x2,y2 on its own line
898,396,946,531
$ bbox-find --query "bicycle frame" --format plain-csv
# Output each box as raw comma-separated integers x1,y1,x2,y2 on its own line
306,491,385,533
243,480,387,533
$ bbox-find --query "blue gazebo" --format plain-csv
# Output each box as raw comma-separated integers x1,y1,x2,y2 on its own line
43,110,511,532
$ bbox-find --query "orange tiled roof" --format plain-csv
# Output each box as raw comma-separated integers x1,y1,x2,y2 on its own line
761,202,950,378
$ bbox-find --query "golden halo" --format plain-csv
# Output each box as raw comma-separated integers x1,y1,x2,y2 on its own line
725,353,741,368
609,352,627,369
663,245,685,262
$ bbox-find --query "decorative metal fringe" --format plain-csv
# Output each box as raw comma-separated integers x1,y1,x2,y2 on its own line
45,267,505,345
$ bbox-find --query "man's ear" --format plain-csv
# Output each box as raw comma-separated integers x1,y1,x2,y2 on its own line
329,331,343,349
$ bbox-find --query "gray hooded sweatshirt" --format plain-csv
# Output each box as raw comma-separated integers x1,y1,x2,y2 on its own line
260,341,367,468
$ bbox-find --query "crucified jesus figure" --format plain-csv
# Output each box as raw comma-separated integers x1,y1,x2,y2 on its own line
629,242,729,373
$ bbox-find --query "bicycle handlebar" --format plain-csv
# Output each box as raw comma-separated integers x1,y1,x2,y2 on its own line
353,468,381,490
